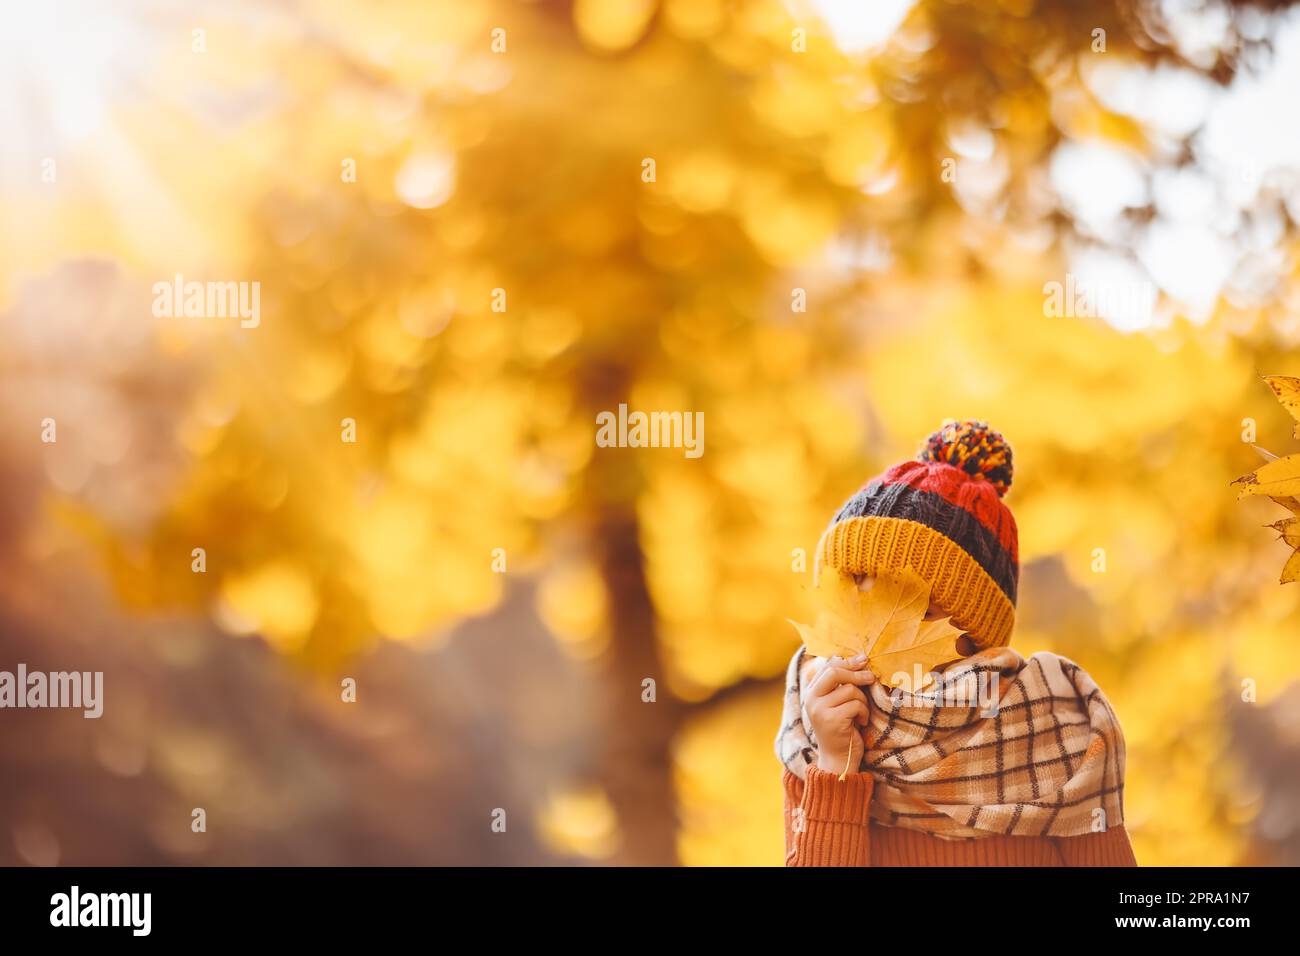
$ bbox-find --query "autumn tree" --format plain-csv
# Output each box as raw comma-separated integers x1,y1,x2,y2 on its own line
78,0,1300,864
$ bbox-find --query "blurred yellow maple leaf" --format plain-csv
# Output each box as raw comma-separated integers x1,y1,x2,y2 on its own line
787,567,962,688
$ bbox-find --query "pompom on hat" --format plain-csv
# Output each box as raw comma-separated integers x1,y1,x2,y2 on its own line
816,420,1019,649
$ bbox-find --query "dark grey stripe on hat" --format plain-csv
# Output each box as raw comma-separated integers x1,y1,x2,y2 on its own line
829,482,1018,602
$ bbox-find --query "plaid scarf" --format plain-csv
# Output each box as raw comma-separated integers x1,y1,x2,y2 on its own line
775,646,1127,840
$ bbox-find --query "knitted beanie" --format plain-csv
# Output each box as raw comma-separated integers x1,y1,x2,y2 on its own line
817,420,1019,650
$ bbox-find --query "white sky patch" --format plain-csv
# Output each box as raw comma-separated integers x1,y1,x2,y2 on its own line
1050,141,1149,241
1157,0,1235,69
1068,247,1159,332
0,2,141,149
1201,10,1300,204
1138,220,1235,321
1151,166,1219,224
1059,8,1300,330
805,0,917,53
1085,61,1216,140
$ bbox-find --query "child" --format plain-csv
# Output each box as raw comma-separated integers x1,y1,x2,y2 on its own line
775,421,1136,866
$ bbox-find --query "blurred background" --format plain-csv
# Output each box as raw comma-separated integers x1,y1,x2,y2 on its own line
2,0,1300,866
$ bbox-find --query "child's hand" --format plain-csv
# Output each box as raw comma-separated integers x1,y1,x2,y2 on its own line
805,655,875,775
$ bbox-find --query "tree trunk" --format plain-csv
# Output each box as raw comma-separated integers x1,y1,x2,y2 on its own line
594,505,683,865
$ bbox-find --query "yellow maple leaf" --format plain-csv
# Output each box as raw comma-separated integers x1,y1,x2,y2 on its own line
1265,375,1300,440
1235,375,1300,583
1234,452,1300,500
787,567,962,689
1269,517,1300,549
869,617,965,691
1283,550,1300,585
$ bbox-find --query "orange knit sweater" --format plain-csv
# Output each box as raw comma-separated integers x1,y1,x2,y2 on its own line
784,767,1137,866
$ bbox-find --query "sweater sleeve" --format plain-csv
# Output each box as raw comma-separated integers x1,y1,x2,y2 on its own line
783,766,875,867
1052,824,1138,866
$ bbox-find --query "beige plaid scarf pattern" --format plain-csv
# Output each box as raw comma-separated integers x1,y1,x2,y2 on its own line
775,646,1127,840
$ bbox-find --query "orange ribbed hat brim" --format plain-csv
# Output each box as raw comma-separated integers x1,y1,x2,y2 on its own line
818,515,1015,649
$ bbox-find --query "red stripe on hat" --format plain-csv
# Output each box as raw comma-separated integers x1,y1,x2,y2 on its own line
867,460,1019,560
